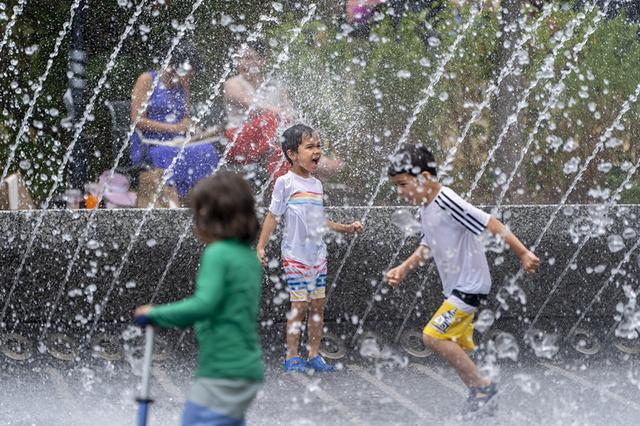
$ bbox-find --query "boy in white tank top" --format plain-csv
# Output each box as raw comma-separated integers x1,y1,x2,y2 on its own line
257,124,363,373
386,144,540,418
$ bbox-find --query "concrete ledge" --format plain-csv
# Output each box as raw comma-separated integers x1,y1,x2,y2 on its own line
1,205,638,343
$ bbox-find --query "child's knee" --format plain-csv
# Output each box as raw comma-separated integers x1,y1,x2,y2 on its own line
288,302,308,320
309,298,325,311
422,333,443,350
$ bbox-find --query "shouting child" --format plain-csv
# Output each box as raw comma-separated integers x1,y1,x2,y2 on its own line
257,124,363,373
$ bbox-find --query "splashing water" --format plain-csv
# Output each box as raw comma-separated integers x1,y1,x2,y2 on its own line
0,0,27,56
464,4,593,199
438,2,555,182
525,329,559,359
326,2,483,304
0,0,83,187
390,208,421,237
82,4,316,345
494,0,611,209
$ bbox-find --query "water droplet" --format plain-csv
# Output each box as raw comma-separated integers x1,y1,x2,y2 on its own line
563,157,580,175
427,36,440,47
525,329,559,359
605,137,623,149
87,240,100,250
623,228,636,240
396,70,411,79
390,209,421,236
359,336,381,358
271,2,283,12
220,14,233,26
597,162,612,173
19,159,31,170
24,45,38,56
438,92,449,102
495,332,519,361
474,309,495,333
125,280,137,289
230,24,247,33
607,235,625,253
146,239,157,248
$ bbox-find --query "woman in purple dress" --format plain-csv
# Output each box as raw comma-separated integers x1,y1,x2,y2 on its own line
130,44,218,205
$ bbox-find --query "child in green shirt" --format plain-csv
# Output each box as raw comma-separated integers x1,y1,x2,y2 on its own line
134,172,263,426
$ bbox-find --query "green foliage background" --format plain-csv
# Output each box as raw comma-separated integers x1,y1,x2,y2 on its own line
1,0,640,206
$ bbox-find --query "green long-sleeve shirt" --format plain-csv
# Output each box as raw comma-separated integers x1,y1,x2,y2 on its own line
148,239,264,381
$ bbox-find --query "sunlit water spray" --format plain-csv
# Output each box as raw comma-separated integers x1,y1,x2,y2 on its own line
568,235,640,340
325,2,483,306
493,80,640,328
464,4,593,199
501,2,616,331
40,15,275,339
0,0,28,55
143,12,287,308
0,0,82,187
3,0,208,337
391,4,561,342
28,0,153,340
214,4,317,176
438,2,555,183
531,144,640,333
0,0,131,324
82,4,317,345
494,0,610,210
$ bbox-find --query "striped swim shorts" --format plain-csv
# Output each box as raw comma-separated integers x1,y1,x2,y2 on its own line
282,258,328,302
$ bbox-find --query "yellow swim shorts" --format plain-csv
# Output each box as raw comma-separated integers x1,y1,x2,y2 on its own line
423,300,476,352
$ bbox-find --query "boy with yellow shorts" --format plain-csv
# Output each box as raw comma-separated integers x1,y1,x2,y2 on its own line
385,144,540,417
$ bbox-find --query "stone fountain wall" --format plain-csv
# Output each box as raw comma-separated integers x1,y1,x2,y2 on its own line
0,205,638,345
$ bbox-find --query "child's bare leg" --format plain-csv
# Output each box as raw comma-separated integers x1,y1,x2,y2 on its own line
286,301,308,359
307,298,325,358
423,334,490,388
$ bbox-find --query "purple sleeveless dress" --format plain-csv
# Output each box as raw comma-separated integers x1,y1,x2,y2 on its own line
130,70,218,197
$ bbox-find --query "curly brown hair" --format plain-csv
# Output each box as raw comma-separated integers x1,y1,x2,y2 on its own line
189,172,259,244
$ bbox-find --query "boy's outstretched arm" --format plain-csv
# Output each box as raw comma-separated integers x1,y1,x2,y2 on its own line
387,245,432,288
486,217,540,273
257,212,278,266
327,220,364,234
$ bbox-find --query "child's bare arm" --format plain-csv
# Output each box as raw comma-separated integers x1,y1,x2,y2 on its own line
257,213,278,266
486,216,540,273
327,220,364,234
387,245,432,288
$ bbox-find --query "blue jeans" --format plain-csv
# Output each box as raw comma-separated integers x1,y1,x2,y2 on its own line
182,401,245,426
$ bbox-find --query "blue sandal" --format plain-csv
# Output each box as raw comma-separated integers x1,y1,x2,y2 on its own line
307,355,334,373
283,356,306,372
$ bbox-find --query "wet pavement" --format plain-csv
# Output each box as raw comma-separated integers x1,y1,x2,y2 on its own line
2,348,640,426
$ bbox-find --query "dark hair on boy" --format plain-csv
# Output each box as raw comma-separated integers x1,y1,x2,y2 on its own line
189,172,259,244
387,143,438,177
281,124,315,164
